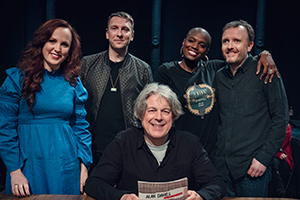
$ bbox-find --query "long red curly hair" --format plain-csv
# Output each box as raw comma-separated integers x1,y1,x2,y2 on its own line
18,19,82,112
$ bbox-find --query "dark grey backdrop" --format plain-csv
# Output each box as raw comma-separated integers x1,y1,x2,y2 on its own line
0,0,299,117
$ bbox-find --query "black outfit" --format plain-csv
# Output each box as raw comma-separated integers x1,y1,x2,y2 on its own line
81,51,153,167
91,60,125,165
85,127,226,200
214,56,289,181
269,157,291,197
154,60,225,159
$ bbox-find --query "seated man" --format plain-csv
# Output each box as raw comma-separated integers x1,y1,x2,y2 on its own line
85,83,226,200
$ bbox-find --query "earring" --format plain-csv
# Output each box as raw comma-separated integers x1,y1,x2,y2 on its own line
201,55,209,66
204,55,209,65
180,46,183,57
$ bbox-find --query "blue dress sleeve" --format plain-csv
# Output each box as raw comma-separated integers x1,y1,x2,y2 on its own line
0,67,27,173
70,77,92,169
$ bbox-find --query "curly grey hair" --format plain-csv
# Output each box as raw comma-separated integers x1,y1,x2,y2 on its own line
134,83,184,121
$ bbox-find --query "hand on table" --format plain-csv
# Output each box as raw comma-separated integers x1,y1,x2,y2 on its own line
10,169,30,197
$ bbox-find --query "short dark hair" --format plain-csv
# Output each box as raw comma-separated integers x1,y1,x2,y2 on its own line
107,11,134,31
223,20,255,43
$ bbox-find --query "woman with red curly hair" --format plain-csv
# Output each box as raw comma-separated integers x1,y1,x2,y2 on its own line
0,19,92,196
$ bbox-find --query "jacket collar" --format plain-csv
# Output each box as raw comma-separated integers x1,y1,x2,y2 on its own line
104,50,130,67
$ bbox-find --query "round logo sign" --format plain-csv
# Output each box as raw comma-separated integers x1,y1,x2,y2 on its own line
185,84,215,118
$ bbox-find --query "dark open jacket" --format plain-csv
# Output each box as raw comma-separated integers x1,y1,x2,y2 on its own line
80,51,153,130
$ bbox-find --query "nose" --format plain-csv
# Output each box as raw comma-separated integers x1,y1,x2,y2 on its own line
116,28,122,37
54,44,61,52
154,111,163,121
227,41,234,49
191,42,198,50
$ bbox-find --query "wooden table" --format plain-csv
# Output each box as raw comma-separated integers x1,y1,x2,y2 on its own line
0,194,95,200
0,194,298,200
222,198,299,200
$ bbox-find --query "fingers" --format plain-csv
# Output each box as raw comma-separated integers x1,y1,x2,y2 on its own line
12,184,19,196
269,73,274,83
247,159,267,178
12,183,30,197
263,72,271,84
186,190,202,200
259,62,268,80
248,168,264,177
80,163,88,195
247,167,255,177
256,61,262,75
80,181,85,194
24,184,31,196
80,185,83,195
19,184,26,197
257,53,279,83
264,72,274,84
121,194,140,200
247,167,259,177
275,68,280,79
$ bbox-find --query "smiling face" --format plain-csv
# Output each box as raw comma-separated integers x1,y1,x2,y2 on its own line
141,94,173,146
106,16,134,53
221,26,254,70
182,28,210,62
42,27,72,72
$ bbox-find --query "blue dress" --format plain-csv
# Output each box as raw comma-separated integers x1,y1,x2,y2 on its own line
0,67,92,194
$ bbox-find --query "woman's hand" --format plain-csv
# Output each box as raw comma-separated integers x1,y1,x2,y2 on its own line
80,163,88,194
256,50,280,84
185,190,203,200
10,169,30,197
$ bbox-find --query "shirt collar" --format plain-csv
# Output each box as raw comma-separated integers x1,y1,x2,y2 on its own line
225,55,254,76
104,50,130,67
44,68,63,77
137,127,176,149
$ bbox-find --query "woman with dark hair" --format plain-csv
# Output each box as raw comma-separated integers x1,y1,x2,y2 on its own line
0,19,92,196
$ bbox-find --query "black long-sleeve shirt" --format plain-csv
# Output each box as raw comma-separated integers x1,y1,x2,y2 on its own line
154,60,226,160
85,127,226,200
214,56,289,181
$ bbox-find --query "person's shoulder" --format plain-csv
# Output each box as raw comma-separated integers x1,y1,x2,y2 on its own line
128,53,150,68
174,129,200,142
74,77,87,92
172,130,205,151
82,51,106,61
159,61,178,69
5,67,25,83
207,59,226,70
115,127,142,141
155,61,178,76
0,67,24,96
81,51,107,74
73,77,88,102
215,62,228,74
6,67,23,75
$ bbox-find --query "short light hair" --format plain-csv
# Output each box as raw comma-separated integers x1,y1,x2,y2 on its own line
107,11,134,31
134,83,184,121
223,20,255,43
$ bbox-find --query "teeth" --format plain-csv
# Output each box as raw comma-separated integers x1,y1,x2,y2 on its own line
188,50,197,56
51,53,59,58
153,124,163,127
